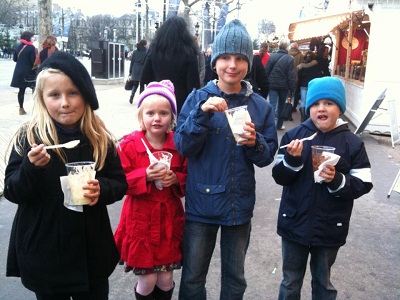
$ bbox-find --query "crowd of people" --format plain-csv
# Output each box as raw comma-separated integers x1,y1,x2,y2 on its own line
4,16,373,300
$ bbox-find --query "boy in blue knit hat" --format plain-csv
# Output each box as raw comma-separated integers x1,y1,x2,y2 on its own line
175,19,278,299
272,76,373,299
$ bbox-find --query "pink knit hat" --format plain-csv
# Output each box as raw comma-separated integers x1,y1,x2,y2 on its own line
137,80,177,115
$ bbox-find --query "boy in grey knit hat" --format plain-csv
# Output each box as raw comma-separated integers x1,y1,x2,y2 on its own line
175,19,278,299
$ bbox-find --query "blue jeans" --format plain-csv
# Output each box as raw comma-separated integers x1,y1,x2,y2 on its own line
268,89,289,129
278,238,339,300
300,87,308,108
179,220,251,300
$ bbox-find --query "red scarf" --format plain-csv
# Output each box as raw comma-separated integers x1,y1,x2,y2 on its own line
20,39,34,46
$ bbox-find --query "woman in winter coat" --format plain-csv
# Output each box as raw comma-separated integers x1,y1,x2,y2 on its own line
128,39,147,104
10,31,37,115
297,51,323,121
140,16,200,114
33,35,59,69
4,51,128,299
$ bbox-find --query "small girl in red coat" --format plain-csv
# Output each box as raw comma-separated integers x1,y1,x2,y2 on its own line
114,80,187,300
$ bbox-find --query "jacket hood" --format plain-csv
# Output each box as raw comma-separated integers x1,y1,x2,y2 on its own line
202,79,255,99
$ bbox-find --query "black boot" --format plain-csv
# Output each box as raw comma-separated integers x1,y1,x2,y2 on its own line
135,287,154,300
129,95,134,104
153,284,174,300
299,107,308,122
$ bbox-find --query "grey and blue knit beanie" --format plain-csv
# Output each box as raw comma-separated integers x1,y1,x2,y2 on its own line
38,51,99,110
211,19,253,72
305,77,346,116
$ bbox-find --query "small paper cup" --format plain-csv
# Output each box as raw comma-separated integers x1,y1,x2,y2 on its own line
65,161,96,205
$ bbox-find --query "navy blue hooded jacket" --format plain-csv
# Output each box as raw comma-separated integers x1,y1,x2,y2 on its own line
175,80,278,226
272,118,373,247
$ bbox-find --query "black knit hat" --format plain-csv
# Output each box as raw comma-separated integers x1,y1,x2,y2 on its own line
38,51,99,110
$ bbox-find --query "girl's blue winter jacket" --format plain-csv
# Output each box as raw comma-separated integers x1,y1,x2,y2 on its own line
174,80,278,226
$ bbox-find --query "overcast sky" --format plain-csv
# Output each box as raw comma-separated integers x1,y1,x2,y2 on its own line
53,0,303,37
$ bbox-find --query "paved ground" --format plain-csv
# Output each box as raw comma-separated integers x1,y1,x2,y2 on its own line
0,58,400,299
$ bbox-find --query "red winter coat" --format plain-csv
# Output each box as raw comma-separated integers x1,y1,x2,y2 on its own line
114,131,187,268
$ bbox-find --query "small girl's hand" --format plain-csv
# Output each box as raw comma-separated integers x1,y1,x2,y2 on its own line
28,144,51,167
146,162,167,182
161,170,178,187
83,179,100,206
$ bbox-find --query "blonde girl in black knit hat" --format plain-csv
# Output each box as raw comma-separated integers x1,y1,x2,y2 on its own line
4,51,128,299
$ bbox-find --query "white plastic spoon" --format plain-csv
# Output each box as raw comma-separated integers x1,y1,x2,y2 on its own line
280,132,317,149
44,140,80,150
141,138,158,162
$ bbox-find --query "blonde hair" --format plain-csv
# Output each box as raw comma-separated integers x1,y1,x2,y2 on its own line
137,94,176,131
10,68,116,170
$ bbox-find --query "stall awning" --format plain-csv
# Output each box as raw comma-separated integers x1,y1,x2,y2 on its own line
288,10,364,42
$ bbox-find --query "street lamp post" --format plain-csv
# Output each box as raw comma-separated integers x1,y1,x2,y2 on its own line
195,22,200,37
79,33,83,58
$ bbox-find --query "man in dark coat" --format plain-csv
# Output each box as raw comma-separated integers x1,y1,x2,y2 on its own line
265,38,297,130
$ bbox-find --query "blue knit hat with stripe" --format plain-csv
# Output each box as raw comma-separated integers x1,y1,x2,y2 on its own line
211,19,253,72
305,77,346,116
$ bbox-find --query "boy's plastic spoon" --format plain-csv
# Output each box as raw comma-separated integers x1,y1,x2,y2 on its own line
279,132,317,149
44,140,80,150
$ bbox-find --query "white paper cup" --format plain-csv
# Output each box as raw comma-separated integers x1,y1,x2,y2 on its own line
65,161,96,205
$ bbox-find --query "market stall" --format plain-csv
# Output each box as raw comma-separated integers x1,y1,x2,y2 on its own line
288,4,400,137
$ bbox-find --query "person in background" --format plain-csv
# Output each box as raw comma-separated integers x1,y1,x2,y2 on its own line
10,31,37,115
265,38,297,130
4,51,128,300
259,42,270,67
114,80,187,300
33,35,59,69
317,45,331,77
245,54,269,99
128,39,148,104
289,42,303,115
203,46,217,86
272,77,373,300
297,51,322,122
140,16,200,114
194,35,206,87
175,19,278,299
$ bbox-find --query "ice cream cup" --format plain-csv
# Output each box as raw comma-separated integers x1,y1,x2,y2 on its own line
65,161,96,205
311,146,336,172
152,151,173,190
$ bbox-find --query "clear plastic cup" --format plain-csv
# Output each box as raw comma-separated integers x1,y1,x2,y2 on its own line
65,161,96,205
311,146,336,172
152,151,173,190
225,105,251,143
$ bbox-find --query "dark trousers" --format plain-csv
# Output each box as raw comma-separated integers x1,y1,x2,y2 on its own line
18,87,27,108
35,279,109,300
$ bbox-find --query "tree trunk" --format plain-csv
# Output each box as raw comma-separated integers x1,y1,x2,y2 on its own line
38,0,53,49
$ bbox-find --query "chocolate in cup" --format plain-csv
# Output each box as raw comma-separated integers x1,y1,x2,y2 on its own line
311,146,335,172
